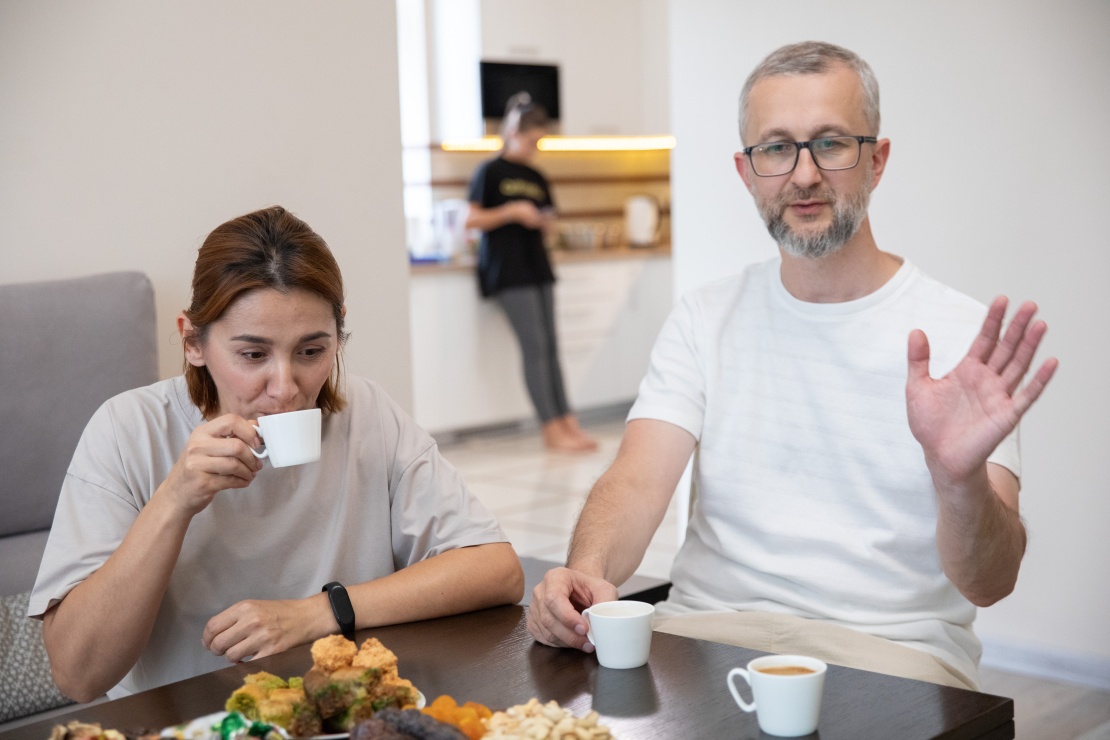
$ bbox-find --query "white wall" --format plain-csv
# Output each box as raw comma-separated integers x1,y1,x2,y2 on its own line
0,1,413,408
480,0,670,135
428,0,484,141
670,1,1110,684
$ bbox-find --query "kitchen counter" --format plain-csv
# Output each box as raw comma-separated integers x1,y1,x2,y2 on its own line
410,243,671,275
409,246,673,434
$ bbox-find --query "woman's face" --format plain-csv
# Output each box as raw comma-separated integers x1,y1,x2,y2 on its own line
183,287,339,420
508,125,545,157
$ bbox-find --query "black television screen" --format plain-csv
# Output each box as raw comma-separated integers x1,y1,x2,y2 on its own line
480,61,560,121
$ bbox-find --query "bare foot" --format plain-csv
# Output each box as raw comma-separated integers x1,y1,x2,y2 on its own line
542,418,597,453
562,415,585,434
567,430,599,452
562,415,599,451
542,416,598,452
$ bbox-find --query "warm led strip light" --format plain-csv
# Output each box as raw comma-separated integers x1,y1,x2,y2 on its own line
440,137,503,152
538,135,676,152
440,135,676,152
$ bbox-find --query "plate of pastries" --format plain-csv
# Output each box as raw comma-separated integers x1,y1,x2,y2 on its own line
48,635,612,740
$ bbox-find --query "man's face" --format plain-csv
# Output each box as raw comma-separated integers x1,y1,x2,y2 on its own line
735,65,888,259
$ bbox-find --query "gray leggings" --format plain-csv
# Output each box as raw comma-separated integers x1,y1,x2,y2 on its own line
496,283,570,422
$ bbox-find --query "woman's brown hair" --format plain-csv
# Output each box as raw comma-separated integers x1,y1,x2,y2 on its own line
182,206,349,418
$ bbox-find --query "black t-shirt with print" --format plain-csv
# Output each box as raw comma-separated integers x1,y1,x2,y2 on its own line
467,155,556,297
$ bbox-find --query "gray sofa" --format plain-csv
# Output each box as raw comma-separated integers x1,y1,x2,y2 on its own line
0,271,159,725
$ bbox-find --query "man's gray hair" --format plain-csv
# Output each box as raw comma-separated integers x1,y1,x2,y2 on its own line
738,41,881,144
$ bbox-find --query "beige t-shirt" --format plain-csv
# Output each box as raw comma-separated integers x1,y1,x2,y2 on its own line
30,376,507,697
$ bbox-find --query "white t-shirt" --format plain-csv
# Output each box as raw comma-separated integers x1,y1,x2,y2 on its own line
629,257,1019,685
29,376,508,697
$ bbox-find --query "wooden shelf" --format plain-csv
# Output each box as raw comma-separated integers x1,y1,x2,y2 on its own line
410,244,671,275
423,173,670,189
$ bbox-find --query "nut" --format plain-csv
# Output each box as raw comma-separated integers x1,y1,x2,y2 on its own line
485,698,613,739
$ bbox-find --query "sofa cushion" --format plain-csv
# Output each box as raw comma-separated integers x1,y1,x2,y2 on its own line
0,530,50,598
0,272,158,538
0,591,73,722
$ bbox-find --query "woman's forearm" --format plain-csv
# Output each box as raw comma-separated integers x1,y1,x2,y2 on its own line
465,203,510,231
345,543,524,630
42,493,191,702
465,202,535,232
200,543,525,665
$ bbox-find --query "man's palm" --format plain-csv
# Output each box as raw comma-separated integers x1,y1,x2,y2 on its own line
906,297,1057,483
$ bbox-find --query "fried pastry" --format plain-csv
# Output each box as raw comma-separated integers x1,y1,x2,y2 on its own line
311,634,359,672
353,637,399,677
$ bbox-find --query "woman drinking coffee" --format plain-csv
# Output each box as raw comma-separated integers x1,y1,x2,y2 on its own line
29,206,524,702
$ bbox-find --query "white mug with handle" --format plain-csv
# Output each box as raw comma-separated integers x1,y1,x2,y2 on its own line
727,654,827,737
250,408,321,468
583,600,655,669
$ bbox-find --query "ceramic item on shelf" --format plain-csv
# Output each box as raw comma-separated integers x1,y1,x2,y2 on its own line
624,195,661,247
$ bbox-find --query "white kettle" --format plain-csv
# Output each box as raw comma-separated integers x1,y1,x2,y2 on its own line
624,195,661,247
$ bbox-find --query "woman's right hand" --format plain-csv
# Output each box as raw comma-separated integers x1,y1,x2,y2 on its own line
42,412,263,702
510,200,545,229
157,414,263,518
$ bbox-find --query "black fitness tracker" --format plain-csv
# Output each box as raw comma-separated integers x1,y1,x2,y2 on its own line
322,581,356,640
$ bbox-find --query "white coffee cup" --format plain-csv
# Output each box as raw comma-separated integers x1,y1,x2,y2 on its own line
727,654,827,737
250,408,321,467
583,600,655,670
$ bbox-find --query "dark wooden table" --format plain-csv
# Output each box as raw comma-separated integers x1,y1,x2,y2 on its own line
517,556,672,606
4,606,1013,740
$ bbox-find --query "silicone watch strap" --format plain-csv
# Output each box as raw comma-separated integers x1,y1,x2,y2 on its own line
322,581,356,640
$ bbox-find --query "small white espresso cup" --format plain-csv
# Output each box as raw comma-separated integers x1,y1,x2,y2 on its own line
727,654,827,737
250,408,322,468
583,600,655,669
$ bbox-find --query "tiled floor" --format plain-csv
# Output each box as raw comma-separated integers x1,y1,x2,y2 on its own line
437,414,1110,740
439,415,680,580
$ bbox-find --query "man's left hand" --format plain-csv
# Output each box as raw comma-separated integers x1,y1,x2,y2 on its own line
906,296,1058,485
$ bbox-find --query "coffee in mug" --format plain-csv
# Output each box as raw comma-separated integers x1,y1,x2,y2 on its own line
757,665,816,676
727,654,827,737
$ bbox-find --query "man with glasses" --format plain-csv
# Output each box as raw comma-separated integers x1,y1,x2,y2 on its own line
527,41,1058,690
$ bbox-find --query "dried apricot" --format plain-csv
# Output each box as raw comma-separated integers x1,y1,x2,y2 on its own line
420,694,492,739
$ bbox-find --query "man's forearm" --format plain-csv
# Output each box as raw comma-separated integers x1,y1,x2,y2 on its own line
567,419,695,586
567,472,669,586
933,464,1026,607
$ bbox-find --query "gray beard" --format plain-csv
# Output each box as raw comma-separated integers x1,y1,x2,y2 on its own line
760,185,871,259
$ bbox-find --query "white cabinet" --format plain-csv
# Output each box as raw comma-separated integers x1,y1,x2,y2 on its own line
410,255,672,434
410,268,532,433
554,258,671,409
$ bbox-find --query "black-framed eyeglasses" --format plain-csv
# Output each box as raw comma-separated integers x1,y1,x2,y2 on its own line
742,135,878,177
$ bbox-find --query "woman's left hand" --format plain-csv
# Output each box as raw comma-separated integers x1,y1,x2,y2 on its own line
201,597,325,663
